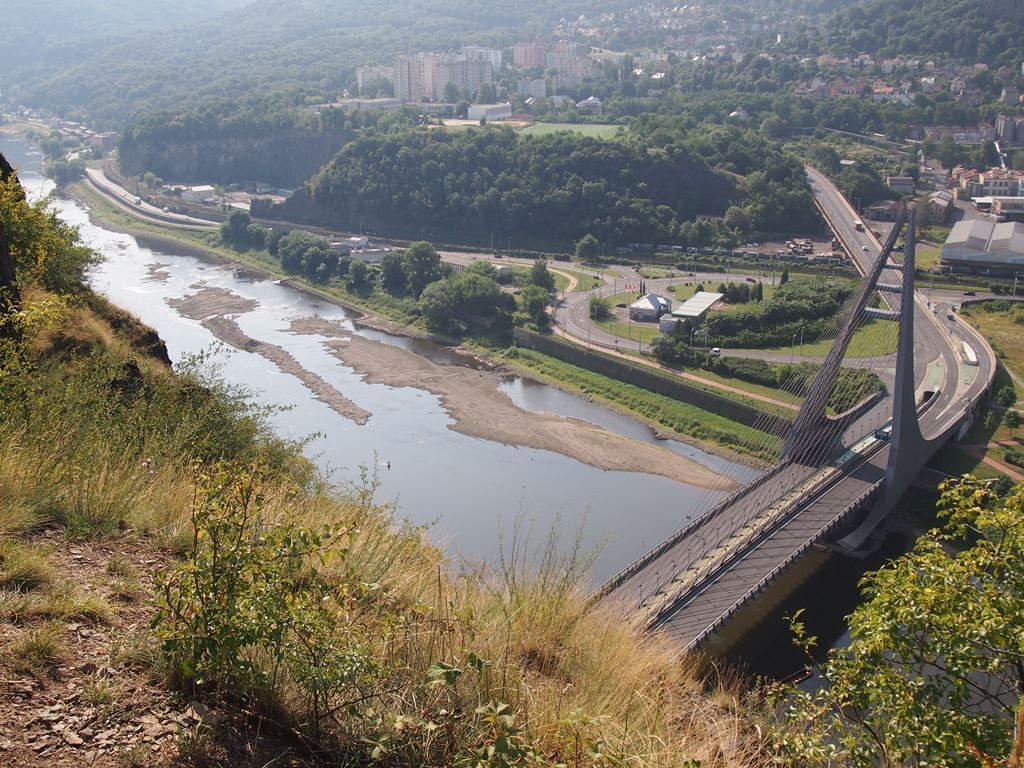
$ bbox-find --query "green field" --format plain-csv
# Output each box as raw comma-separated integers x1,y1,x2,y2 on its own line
746,319,900,359
916,242,942,271
560,268,603,291
517,122,623,139
508,348,781,463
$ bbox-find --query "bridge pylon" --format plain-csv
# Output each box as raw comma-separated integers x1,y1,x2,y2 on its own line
781,208,907,465
840,207,945,550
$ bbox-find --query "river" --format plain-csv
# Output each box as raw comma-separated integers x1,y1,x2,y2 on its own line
3,135,757,583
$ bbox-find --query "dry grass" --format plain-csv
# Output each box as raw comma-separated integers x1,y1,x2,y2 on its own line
0,540,54,590
0,291,766,767
9,622,65,673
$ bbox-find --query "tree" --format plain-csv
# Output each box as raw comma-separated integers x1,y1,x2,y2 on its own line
419,279,457,333
347,258,368,289
996,384,1016,408
402,241,441,298
588,295,611,320
775,478,1024,766
780,268,789,285
575,233,600,262
529,259,555,291
0,173,99,295
266,228,289,257
1006,409,1021,433
443,82,461,103
379,251,406,294
476,83,496,104
519,284,549,327
984,408,998,432
220,210,254,249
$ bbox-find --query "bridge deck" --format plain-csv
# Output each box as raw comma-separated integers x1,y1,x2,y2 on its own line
653,451,887,648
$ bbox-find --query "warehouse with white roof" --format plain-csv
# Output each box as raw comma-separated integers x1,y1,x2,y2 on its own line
671,291,725,320
941,220,1024,273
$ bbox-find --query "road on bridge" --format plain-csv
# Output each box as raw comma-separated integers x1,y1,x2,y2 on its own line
599,168,996,653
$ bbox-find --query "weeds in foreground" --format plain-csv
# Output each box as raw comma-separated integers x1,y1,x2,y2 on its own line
81,673,121,707
149,460,762,767
0,539,53,590
9,622,64,673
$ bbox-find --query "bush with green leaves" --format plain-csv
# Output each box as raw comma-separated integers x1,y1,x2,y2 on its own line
773,478,1024,766
153,463,379,735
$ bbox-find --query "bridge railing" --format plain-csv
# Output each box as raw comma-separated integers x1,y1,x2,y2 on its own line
686,481,883,650
649,438,887,630
590,459,792,602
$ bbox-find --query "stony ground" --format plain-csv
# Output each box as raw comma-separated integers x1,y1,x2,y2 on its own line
0,531,311,767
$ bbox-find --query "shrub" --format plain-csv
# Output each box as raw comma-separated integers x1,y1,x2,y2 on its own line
152,463,379,736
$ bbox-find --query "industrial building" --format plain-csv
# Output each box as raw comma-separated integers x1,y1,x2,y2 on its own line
941,219,1024,273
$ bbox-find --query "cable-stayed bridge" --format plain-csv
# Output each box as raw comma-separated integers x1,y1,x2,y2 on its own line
594,168,996,652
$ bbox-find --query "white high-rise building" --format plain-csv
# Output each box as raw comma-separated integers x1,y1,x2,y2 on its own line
396,52,495,102
462,46,502,71
395,53,443,102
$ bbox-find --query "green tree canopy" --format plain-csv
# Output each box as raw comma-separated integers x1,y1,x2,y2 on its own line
402,241,441,298
776,478,1024,766
575,233,600,261
529,259,555,292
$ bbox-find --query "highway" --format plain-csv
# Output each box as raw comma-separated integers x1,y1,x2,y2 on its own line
84,167,218,230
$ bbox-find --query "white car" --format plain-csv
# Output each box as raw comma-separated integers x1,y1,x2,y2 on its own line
861,245,869,251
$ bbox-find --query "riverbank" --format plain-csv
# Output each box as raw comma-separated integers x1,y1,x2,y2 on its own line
71,177,768,467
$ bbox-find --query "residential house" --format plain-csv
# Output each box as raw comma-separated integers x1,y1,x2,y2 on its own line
864,200,902,222
928,190,955,223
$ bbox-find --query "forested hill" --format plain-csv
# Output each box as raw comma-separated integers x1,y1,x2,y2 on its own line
1,0,251,76
265,123,818,249
9,0,634,130
822,0,1024,66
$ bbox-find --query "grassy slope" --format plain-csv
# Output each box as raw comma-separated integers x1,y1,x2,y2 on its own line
506,348,782,464
0,281,762,766
933,302,1024,479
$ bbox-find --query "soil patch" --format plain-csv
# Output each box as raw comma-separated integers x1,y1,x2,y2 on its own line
308,330,730,488
167,286,259,320
0,532,311,767
202,316,370,425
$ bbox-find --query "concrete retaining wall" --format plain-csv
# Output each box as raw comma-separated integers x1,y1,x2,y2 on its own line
513,328,792,436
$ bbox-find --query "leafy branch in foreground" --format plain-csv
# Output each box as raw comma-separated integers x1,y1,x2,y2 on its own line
772,477,1024,767
152,462,378,737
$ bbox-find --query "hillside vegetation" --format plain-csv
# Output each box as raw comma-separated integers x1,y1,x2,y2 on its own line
1,0,251,75
824,0,1024,65
9,0,634,129
263,120,817,250
0,162,762,764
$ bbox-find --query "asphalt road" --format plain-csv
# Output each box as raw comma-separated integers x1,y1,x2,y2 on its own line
599,170,998,649
84,167,218,229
